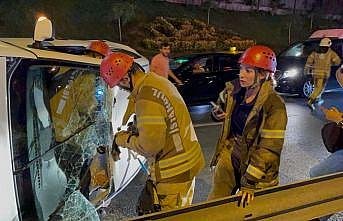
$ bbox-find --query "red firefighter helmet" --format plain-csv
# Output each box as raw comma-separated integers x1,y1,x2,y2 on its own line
86,40,111,57
100,52,134,88
239,45,277,73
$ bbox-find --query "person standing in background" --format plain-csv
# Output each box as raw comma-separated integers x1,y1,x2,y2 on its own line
150,42,183,85
304,38,341,111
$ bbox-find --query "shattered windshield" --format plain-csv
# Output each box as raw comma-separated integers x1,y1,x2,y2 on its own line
10,61,114,221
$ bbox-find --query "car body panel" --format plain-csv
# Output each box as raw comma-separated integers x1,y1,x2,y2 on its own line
0,57,19,221
0,41,36,59
0,38,150,72
309,29,343,39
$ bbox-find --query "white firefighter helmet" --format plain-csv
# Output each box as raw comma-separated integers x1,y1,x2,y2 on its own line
319,38,332,47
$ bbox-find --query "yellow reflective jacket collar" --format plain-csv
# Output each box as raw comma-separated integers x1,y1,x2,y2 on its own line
246,81,273,125
227,80,273,109
128,71,149,100
121,71,148,126
226,79,274,128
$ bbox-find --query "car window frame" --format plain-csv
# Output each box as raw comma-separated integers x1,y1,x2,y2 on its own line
7,58,100,221
214,53,241,73
278,40,320,58
187,54,214,75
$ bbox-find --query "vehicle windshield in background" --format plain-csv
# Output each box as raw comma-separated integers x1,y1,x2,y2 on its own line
279,40,320,58
170,55,198,70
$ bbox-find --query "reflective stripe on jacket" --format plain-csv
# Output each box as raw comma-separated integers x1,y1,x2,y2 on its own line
123,72,205,183
50,70,113,147
210,79,288,187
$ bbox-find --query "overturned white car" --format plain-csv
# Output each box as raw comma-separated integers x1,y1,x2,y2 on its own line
1,17,147,221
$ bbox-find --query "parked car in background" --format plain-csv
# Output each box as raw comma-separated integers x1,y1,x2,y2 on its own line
170,51,242,105
275,29,343,97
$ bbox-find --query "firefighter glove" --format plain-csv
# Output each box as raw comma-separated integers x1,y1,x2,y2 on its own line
238,176,257,208
237,186,255,208
115,130,132,147
111,139,121,161
320,106,343,123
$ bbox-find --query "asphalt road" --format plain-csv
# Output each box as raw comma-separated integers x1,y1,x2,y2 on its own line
104,90,343,221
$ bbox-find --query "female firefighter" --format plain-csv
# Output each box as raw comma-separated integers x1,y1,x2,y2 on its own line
209,45,288,207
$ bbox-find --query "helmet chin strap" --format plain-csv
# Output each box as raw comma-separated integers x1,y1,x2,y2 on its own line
245,70,271,99
250,75,261,89
119,67,135,92
250,69,263,89
129,72,134,91
118,73,133,92
250,69,271,89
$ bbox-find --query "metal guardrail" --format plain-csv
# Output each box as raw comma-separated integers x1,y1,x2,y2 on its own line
127,172,343,221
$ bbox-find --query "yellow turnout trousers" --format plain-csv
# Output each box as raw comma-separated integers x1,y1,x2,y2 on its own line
208,147,238,200
157,178,195,210
309,77,327,104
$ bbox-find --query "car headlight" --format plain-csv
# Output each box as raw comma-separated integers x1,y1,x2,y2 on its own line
283,69,299,78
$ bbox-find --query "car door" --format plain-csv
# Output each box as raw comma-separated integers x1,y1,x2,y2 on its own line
326,39,343,90
178,55,217,105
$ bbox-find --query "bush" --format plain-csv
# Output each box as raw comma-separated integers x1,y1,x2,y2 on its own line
142,39,159,49
143,16,254,52
223,39,255,50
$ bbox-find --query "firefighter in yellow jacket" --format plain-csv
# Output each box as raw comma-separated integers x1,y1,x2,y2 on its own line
305,38,341,111
209,46,287,208
100,52,205,211
50,40,113,202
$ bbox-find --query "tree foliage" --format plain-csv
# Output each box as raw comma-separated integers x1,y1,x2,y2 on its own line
112,0,136,25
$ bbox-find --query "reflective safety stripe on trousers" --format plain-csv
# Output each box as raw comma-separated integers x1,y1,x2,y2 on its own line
158,145,202,179
260,129,285,139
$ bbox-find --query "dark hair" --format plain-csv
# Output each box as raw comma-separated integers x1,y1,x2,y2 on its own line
160,42,170,49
